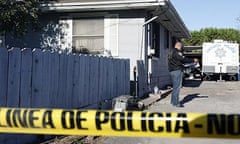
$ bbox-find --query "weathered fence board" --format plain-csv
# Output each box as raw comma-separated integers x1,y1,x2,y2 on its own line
83,55,90,106
102,58,109,100
114,59,120,97
113,59,117,98
20,48,32,107
119,60,124,96
66,53,74,108
49,51,60,108
137,60,148,97
58,52,68,108
32,49,44,108
108,59,114,99
42,50,51,107
0,47,130,109
98,57,105,102
72,54,81,108
102,58,107,101
114,59,119,98
0,48,8,106
78,55,86,107
125,60,130,95
89,56,99,104
7,48,21,107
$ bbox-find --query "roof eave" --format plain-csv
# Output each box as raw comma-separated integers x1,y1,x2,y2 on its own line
166,0,191,38
41,0,165,12
152,0,190,38
40,0,190,38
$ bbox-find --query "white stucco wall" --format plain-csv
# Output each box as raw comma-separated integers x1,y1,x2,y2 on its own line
118,18,145,80
106,17,145,80
105,17,173,87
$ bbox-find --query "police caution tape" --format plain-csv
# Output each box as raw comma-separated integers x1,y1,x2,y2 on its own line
0,107,239,138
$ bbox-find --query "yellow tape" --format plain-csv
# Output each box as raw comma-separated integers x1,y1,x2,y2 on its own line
0,107,239,139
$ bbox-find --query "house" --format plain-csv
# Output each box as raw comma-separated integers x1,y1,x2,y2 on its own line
4,0,190,95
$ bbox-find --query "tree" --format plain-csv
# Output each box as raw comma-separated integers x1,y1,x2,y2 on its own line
0,0,40,36
183,28,240,46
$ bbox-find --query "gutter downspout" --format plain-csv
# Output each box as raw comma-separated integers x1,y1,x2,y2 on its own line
142,0,167,87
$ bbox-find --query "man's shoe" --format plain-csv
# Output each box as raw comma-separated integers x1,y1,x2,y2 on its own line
175,104,184,107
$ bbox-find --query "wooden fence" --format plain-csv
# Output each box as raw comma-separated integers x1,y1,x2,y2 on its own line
137,60,149,97
0,47,130,109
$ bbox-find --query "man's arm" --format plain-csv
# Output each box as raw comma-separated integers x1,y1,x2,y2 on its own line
173,51,194,63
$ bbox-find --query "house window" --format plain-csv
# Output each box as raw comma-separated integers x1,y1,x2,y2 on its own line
152,22,160,57
72,19,104,54
164,29,169,49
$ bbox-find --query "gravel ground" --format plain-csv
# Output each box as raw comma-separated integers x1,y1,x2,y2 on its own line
102,80,240,144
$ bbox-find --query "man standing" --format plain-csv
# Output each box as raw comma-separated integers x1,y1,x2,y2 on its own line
168,41,198,107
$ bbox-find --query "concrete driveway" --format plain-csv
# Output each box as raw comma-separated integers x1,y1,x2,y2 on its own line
102,80,240,144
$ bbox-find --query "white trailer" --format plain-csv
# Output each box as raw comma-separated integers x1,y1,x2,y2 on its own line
202,40,239,81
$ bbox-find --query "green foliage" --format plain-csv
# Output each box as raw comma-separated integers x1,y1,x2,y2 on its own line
0,0,40,36
183,28,240,46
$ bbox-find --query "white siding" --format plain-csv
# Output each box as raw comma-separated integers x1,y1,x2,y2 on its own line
104,15,119,56
58,16,145,81
117,18,145,80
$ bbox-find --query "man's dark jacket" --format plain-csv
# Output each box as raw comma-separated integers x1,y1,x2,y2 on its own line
168,48,194,72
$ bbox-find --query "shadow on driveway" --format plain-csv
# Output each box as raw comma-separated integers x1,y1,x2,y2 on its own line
180,93,208,105
183,80,203,88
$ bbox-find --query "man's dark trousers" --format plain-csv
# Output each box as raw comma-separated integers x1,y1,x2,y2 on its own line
170,70,183,106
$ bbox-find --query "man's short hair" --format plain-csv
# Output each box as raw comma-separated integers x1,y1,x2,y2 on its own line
175,40,182,44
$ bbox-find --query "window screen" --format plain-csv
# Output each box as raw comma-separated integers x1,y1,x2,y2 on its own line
72,19,104,54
